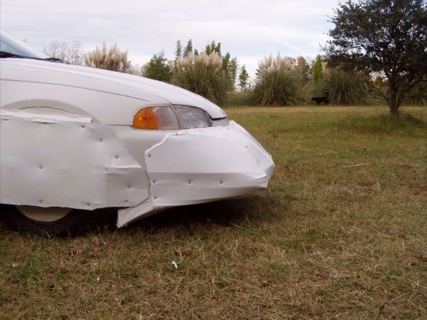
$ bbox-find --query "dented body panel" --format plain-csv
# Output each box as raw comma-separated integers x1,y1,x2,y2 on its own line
0,109,150,210
117,121,274,226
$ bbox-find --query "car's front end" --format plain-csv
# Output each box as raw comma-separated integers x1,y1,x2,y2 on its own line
0,29,274,233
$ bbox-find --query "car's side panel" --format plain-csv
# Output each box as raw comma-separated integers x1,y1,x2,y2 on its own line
0,108,150,210
0,78,149,125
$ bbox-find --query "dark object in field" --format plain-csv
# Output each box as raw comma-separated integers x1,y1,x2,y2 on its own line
311,91,329,105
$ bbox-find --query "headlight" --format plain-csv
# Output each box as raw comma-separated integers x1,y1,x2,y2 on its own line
132,105,212,130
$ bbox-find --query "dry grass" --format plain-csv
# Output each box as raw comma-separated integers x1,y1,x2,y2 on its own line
1,106,426,319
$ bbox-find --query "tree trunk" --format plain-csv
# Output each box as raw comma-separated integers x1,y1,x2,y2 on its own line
389,90,402,119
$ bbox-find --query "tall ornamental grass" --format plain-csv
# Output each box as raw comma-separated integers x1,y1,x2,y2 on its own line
85,43,131,73
250,54,301,106
174,52,227,106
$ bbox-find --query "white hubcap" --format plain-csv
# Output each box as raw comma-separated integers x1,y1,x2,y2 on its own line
17,206,71,222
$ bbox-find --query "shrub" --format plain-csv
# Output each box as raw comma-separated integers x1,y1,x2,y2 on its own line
324,68,368,105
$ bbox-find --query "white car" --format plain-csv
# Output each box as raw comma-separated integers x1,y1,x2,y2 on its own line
0,30,274,236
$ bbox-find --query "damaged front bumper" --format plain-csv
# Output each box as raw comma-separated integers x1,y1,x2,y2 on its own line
117,121,274,227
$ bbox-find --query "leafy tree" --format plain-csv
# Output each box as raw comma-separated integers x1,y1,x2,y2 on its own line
312,55,324,83
308,55,327,99
142,51,172,82
219,52,233,91
43,40,84,65
85,43,131,73
238,66,249,91
297,56,311,82
183,40,193,58
175,40,183,59
205,41,221,56
324,0,427,117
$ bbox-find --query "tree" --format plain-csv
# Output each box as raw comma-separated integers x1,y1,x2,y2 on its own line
85,43,131,73
142,51,172,82
222,52,238,91
238,66,249,91
43,40,84,65
324,0,427,117
175,40,183,59
183,39,193,58
205,41,221,56
312,55,324,83
297,56,310,82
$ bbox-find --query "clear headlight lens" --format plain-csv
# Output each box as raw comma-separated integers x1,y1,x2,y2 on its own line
133,105,212,130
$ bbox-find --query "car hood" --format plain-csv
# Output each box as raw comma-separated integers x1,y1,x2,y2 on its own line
0,58,227,119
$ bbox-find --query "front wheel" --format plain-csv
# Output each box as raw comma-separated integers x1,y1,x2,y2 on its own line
2,205,104,237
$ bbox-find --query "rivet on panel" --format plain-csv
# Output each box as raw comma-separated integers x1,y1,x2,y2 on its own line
148,153,152,158
154,196,158,199
39,165,43,169
39,200,44,204
87,203,91,207
81,125,85,128
188,180,192,185
99,138,103,143
220,180,224,185
124,200,129,204
105,168,109,172
115,155,119,159
152,180,156,184
127,185,131,189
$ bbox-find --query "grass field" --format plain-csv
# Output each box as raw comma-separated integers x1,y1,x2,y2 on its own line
1,106,426,319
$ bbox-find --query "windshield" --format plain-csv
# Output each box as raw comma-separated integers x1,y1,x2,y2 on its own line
0,30,47,59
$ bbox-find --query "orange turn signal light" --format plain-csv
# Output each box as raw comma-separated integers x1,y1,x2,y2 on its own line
133,107,158,129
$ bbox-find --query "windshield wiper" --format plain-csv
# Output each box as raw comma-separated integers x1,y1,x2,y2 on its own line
44,57,67,63
0,51,66,63
0,51,24,58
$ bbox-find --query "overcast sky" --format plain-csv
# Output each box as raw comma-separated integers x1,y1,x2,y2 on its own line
1,0,340,77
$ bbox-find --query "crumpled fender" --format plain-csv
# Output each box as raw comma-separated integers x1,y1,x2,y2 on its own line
117,121,274,227
0,108,150,210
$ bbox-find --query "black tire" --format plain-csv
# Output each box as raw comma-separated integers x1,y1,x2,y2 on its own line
1,205,105,237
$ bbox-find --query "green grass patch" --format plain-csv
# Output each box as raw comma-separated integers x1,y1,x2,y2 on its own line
1,106,426,319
